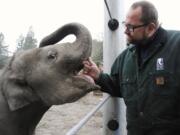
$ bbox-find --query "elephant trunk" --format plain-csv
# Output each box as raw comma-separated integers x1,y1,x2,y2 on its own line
39,23,92,60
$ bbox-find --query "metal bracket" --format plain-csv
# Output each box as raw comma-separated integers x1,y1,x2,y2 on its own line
107,119,119,131
104,0,119,31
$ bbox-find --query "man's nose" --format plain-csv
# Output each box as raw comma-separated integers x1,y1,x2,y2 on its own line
124,28,130,35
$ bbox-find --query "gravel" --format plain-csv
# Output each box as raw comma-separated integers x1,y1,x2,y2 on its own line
35,92,103,135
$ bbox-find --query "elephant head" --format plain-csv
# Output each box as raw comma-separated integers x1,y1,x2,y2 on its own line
1,23,100,111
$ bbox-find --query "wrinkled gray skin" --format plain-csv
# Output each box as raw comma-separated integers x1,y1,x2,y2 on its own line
0,23,99,135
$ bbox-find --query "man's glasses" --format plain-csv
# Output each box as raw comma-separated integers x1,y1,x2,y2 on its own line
122,21,149,32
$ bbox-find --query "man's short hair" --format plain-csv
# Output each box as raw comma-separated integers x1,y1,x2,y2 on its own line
131,1,159,26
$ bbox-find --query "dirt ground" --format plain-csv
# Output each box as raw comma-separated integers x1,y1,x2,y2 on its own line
35,92,103,135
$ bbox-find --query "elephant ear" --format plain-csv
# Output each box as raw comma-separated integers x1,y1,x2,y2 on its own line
2,54,39,111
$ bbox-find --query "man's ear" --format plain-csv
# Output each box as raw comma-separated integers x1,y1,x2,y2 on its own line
146,23,156,37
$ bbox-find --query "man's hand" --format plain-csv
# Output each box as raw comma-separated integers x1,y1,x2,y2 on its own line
82,58,101,80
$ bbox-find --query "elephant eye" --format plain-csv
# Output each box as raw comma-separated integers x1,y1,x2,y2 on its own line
47,50,57,60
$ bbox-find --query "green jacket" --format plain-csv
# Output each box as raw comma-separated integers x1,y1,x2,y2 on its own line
97,27,180,135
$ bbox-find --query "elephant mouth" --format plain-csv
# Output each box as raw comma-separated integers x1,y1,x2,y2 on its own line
73,73,100,91
75,74,95,84
70,62,95,84
72,67,95,84
70,69,100,92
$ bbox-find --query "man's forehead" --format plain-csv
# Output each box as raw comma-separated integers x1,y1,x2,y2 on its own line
126,7,142,23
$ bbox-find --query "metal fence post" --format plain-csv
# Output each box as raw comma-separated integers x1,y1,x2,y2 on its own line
103,0,127,134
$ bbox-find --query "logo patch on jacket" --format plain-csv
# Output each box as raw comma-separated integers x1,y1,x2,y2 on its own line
156,58,164,70
155,58,165,85
155,76,165,85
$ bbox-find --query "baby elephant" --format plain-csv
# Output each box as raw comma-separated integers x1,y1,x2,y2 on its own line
0,23,99,135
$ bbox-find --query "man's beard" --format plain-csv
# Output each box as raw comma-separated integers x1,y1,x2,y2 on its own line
128,35,150,46
128,36,150,46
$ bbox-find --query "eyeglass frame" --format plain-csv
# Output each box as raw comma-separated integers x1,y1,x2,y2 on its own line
122,21,149,32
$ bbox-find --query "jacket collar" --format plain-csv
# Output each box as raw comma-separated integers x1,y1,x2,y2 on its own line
128,27,168,69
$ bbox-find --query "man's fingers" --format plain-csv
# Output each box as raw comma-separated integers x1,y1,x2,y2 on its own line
83,60,92,66
88,57,95,65
84,64,92,70
83,61,90,65
83,57,96,67
82,57,97,75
